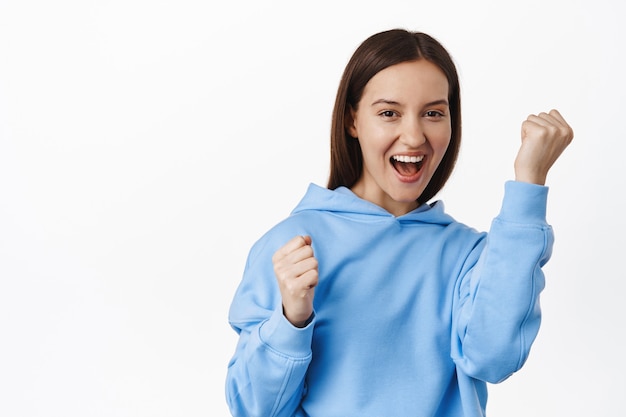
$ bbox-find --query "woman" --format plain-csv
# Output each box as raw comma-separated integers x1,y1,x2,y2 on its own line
225,28,573,417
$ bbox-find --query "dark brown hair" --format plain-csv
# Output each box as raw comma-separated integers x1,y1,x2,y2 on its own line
327,29,461,205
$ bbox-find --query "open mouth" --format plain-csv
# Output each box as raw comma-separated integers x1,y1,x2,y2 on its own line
390,155,424,177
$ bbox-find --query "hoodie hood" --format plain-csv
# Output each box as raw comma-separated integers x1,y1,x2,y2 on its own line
291,183,456,226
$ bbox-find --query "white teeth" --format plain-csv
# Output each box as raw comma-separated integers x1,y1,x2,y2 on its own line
392,155,424,163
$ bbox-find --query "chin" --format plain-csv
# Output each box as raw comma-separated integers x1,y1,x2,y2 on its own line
391,191,422,205
394,184,427,201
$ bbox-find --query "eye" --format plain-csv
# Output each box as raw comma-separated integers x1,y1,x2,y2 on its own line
379,110,398,118
425,110,444,118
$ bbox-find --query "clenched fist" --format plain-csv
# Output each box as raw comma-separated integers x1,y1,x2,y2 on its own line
515,109,574,185
272,235,318,328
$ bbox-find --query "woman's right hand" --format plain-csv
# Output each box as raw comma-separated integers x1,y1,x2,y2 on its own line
272,235,318,328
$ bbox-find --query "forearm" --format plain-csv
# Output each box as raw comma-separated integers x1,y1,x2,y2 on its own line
453,181,553,383
226,307,314,417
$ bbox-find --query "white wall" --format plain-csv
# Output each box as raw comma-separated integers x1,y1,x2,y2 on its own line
1,1,624,415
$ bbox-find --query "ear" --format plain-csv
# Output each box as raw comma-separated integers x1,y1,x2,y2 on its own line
345,105,358,138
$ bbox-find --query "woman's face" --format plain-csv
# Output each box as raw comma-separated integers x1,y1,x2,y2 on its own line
348,59,452,216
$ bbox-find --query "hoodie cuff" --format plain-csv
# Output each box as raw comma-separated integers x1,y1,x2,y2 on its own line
259,307,315,359
498,181,549,224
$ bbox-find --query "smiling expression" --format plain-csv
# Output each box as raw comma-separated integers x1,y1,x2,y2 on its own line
347,59,452,216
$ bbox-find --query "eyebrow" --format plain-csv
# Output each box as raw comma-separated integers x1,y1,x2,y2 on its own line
370,98,449,107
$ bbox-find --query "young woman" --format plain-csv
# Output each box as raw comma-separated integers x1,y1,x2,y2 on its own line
225,29,573,417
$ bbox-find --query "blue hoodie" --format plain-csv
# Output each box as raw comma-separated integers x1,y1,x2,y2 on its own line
226,181,553,417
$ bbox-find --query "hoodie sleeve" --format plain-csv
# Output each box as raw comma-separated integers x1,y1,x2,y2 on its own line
452,181,554,383
225,236,315,417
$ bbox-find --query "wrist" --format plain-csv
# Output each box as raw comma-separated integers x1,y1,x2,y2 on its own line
283,306,314,328
514,167,547,185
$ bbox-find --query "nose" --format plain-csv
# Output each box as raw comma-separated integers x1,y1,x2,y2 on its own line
400,117,426,148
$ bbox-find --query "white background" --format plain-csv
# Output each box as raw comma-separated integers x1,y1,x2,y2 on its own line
1,0,624,416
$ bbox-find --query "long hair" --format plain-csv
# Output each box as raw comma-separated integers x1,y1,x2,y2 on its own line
327,29,461,205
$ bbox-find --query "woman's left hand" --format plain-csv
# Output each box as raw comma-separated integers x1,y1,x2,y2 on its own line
514,109,574,185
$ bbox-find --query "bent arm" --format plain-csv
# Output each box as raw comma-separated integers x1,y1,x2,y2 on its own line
452,181,554,383
226,240,314,417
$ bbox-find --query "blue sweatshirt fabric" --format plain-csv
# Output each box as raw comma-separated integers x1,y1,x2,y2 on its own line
226,181,553,417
